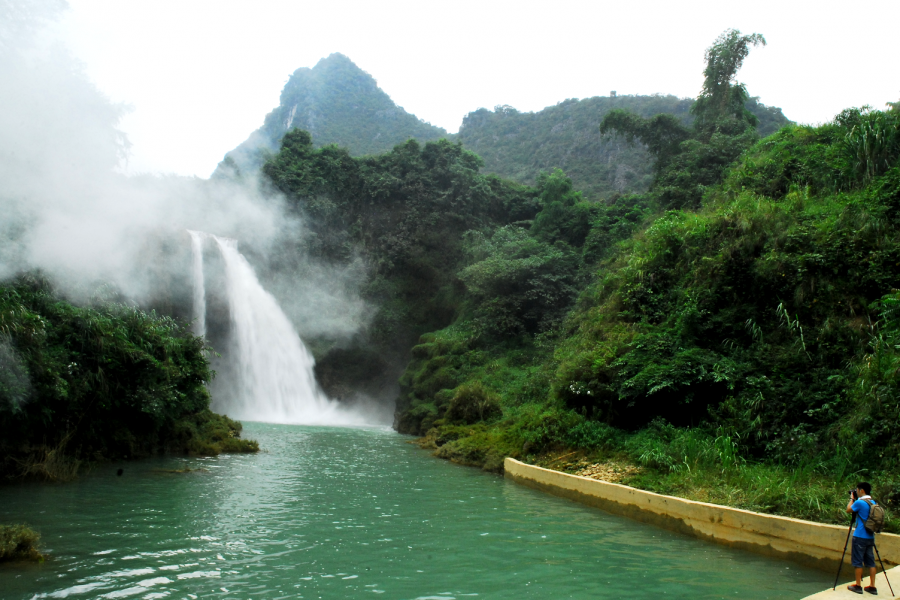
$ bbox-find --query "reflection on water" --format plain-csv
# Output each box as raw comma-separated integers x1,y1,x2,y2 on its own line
0,423,828,599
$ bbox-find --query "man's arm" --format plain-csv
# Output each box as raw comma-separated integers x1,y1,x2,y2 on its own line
847,495,857,515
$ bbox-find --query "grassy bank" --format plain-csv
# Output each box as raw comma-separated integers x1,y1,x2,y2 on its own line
417,415,900,533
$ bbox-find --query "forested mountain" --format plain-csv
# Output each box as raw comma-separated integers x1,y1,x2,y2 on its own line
455,95,791,200
215,51,790,198
213,53,447,178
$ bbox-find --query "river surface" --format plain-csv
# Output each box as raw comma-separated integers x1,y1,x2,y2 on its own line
1,423,830,599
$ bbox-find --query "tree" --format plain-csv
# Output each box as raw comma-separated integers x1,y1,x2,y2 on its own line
459,226,579,335
531,169,599,248
599,111,690,171
599,29,767,208
691,29,766,136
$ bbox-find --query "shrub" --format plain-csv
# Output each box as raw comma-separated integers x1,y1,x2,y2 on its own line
178,411,259,455
445,382,502,424
459,226,579,335
0,524,45,562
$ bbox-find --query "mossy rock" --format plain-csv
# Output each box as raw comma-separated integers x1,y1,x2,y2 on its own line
0,524,46,563
174,411,259,455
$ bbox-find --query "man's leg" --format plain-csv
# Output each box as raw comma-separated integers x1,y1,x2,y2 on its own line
862,541,878,593
867,541,877,589
850,537,866,592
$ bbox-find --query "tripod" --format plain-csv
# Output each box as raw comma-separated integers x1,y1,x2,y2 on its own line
833,512,895,595
834,514,856,590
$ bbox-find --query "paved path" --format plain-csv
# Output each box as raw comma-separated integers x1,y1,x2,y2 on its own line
803,566,900,598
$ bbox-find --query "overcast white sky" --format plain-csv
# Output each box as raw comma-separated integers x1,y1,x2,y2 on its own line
58,0,899,178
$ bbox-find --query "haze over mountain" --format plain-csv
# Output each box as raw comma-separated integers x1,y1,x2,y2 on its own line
214,53,447,178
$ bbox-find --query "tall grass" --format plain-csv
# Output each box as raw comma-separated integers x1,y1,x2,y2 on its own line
527,417,889,530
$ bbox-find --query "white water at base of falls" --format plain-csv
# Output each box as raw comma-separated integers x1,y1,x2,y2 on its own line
187,230,207,338
212,235,370,426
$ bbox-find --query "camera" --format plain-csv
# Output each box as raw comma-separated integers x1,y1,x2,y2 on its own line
849,489,858,500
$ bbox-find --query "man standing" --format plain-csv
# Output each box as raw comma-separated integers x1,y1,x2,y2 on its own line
846,482,878,595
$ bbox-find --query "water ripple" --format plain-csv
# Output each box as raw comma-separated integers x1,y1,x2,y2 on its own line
2,423,828,599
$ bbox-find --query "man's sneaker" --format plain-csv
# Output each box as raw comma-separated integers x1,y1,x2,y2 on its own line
864,586,878,595
847,585,863,594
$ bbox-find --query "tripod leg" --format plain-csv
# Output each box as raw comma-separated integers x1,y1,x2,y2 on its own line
835,516,856,590
873,543,894,596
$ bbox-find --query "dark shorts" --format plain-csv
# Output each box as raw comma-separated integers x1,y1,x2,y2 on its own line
852,536,875,568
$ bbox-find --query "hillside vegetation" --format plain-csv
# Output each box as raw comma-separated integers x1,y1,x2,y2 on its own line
249,29,900,528
384,31,900,527
260,129,660,407
0,276,257,480
456,94,789,200
216,53,790,205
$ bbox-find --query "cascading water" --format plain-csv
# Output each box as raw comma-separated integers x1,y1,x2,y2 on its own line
210,235,367,425
187,230,207,338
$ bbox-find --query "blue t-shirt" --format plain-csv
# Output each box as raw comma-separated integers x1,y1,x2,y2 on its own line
853,497,876,539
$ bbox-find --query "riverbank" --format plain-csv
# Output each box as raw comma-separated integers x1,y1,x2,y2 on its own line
504,458,900,573
2,410,259,482
530,450,900,532
415,420,900,535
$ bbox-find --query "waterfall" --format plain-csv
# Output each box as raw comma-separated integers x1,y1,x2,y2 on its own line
211,235,366,425
187,230,207,337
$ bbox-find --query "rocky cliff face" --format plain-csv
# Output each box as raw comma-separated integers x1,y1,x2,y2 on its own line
213,53,447,178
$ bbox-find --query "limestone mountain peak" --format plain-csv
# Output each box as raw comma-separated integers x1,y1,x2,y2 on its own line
213,54,446,178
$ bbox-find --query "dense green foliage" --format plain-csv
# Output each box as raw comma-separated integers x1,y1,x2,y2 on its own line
456,94,790,201
387,30,900,526
554,113,900,456
0,276,257,480
395,106,900,525
393,167,651,435
215,53,447,178
0,524,44,562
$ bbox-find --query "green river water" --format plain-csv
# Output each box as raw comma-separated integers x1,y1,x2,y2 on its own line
1,423,830,599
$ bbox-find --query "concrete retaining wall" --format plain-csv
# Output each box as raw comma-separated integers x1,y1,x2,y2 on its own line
504,457,900,572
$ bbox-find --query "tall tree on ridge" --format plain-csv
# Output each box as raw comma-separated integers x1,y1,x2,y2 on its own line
599,29,768,208
691,29,767,137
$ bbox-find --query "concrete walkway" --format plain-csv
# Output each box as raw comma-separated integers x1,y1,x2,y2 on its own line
803,566,900,598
